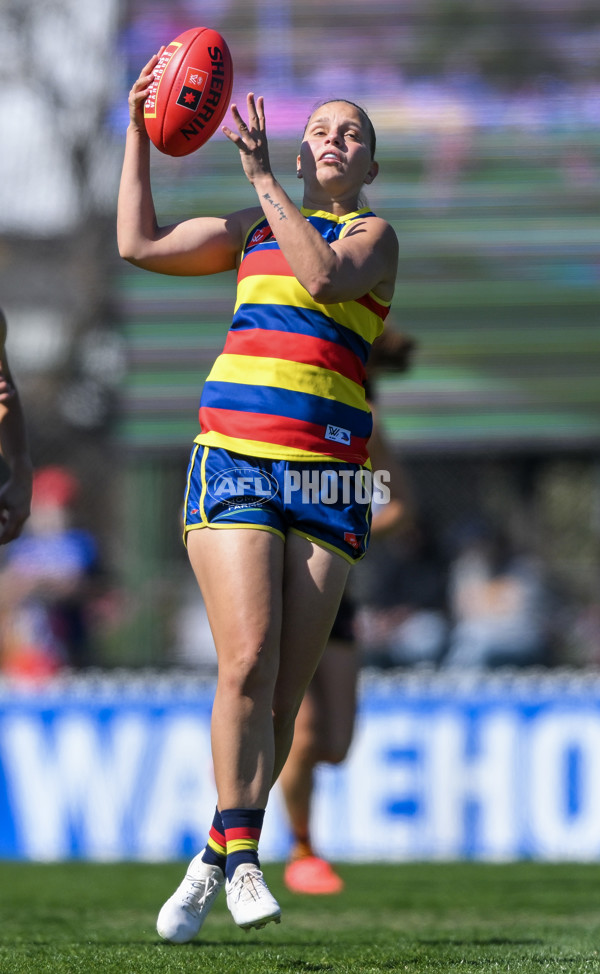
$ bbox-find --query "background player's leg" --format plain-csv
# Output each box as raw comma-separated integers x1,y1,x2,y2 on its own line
271,532,351,785
278,636,358,893
279,637,358,841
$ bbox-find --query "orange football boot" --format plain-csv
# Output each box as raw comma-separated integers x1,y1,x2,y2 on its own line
284,856,344,895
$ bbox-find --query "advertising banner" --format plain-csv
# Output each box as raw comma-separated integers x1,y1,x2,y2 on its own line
1,672,599,861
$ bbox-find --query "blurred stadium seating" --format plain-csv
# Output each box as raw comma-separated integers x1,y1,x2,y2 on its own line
1,0,599,668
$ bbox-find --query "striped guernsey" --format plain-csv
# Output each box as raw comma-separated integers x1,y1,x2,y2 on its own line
195,207,391,465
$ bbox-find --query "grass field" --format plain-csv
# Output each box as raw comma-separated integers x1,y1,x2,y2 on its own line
2,861,600,973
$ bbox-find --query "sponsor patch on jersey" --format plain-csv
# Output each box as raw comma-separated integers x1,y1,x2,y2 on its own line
325,424,351,445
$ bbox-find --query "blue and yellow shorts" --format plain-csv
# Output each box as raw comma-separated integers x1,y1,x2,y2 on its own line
183,444,373,564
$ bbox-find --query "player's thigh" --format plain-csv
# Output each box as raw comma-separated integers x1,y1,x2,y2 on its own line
274,533,350,715
187,525,285,668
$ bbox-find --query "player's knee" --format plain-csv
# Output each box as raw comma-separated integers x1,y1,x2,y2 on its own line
321,741,351,765
219,641,277,698
318,722,355,764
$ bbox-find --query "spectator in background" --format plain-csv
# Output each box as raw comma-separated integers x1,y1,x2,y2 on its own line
442,519,551,669
0,308,32,545
352,511,449,669
0,466,99,680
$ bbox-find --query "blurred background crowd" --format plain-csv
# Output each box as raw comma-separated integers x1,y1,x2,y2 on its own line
1,0,599,680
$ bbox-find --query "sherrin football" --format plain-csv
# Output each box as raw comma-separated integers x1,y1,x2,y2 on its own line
143,27,234,157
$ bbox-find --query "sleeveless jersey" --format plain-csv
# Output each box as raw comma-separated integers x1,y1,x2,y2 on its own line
195,207,392,464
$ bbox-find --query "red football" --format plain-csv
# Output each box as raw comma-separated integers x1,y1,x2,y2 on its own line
143,27,234,157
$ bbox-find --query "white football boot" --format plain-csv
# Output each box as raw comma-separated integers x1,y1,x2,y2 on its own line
156,854,225,943
225,863,282,930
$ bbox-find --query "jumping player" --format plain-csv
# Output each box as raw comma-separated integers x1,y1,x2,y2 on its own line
118,51,399,938
0,309,32,545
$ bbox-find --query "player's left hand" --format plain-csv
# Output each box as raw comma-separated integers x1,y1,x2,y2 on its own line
222,93,272,184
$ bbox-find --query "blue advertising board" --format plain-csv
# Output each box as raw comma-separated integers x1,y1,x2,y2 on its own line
1,671,600,861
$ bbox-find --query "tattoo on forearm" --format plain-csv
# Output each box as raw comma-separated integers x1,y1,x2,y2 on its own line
262,193,287,220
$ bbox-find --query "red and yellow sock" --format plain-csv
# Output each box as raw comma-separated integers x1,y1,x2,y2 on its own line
221,807,265,882
200,807,226,872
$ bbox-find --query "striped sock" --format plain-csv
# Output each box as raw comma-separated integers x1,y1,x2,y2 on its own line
221,807,265,882
200,807,226,873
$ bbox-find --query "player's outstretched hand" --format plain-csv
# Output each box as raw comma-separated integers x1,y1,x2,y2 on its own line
222,93,272,185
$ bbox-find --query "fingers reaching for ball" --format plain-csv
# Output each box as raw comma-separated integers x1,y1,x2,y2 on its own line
223,93,265,147
222,94,272,184
245,92,265,136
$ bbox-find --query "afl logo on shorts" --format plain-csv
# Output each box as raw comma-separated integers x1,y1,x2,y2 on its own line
206,466,279,507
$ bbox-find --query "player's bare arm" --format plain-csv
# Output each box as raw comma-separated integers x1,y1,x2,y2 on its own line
118,202,260,277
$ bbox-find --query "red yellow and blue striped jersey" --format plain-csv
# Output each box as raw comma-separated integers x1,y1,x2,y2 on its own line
195,207,392,464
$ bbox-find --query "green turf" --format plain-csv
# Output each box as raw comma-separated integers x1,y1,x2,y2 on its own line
1,861,600,973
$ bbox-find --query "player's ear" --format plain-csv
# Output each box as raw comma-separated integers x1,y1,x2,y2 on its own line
363,160,379,185
296,153,303,178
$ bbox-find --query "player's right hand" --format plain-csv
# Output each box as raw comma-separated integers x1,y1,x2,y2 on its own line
128,50,165,132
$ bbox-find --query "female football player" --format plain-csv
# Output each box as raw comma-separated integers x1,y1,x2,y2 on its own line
118,51,398,938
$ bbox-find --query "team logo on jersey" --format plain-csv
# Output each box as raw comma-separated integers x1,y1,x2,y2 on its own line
176,67,209,112
324,424,351,445
247,226,274,248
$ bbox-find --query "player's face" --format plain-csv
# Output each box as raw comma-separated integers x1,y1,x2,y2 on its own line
298,103,378,197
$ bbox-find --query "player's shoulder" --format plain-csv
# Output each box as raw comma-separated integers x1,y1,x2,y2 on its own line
367,216,399,266
344,212,397,243
343,214,398,276
366,214,398,243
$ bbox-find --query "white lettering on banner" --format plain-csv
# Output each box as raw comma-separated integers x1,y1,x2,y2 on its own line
312,710,520,860
527,712,600,859
427,711,519,859
136,715,215,860
315,713,428,859
2,713,147,859
3,691,600,861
